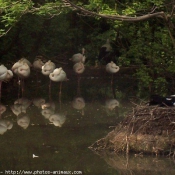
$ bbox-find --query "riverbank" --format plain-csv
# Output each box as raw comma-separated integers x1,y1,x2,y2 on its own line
89,105,175,156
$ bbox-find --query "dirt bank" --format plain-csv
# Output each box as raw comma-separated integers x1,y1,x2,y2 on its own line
89,105,175,156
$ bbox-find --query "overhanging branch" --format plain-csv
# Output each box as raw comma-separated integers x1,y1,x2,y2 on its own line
63,0,166,22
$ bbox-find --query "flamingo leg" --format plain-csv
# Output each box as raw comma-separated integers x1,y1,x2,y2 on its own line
49,79,52,101
0,81,2,101
18,77,21,98
111,74,114,86
22,79,25,97
36,71,39,94
59,82,62,103
77,74,81,95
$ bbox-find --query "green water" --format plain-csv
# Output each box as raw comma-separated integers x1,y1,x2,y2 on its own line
0,73,174,175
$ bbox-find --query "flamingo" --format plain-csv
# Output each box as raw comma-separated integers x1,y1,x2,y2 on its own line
49,67,68,98
33,58,45,71
41,60,56,97
0,65,13,99
106,61,120,74
41,60,55,76
12,58,31,96
70,48,86,63
33,57,45,93
106,61,120,85
73,62,85,74
73,62,85,90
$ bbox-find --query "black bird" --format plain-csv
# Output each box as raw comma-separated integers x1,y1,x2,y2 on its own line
98,39,113,64
149,95,175,106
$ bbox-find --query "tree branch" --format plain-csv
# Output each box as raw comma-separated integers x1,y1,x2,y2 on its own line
63,0,166,22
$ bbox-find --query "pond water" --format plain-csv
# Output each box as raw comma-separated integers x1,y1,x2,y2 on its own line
0,69,175,175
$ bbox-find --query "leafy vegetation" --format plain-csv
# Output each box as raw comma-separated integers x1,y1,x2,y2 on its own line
0,0,175,96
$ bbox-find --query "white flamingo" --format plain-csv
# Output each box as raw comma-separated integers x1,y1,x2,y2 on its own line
70,48,86,63
41,60,56,98
33,57,45,71
73,62,85,90
73,62,85,74
33,57,45,93
41,60,55,76
12,59,31,96
106,61,120,74
106,61,120,85
49,67,68,97
0,65,13,99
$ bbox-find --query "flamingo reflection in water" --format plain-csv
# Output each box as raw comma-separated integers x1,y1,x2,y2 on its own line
105,99,119,111
0,119,13,135
0,65,13,100
0,104,13,135
11,98,31,129
32,98,46,109
17,115,30,129
72,97,85,116
41,101,55,119
49,113,66,127
49,67,68,101
12,58,31,97
11,98,31,116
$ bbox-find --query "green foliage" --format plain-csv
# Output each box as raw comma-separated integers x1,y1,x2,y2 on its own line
0,0,175,97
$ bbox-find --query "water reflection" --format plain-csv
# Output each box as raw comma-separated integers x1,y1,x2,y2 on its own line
11,98,31,116
41,101,55,119
32,98,45,108
72,97,85,116
0,71,171,174
17,114,30,129
49,113,66,127
92,151,175,175
0,119,13,135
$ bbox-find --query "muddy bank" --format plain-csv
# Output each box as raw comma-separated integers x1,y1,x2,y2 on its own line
89,105,175,156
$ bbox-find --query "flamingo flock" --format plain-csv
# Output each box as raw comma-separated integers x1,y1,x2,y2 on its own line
0,44,120,99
